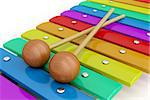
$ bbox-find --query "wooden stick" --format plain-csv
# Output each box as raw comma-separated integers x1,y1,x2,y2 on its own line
73,8,115,56
50,14,125,49
50,27,93,49
102,14,125,27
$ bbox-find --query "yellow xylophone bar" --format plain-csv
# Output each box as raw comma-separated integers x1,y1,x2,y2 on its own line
21,29,142,86
112,0,150,8
88,0,150,14
37,22,150,73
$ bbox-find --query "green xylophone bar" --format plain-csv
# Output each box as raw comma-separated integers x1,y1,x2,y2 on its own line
80,1,150,22
19,29,142,86
3,38,122,100
88,0,150,14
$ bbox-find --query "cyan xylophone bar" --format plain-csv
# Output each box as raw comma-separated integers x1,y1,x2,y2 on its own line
0,48,93,100
61,10,150,42
3,38,123,99
80,1,149,22
71,5,150,31
50,16,149,56
88,0,150,14
21,29,142,86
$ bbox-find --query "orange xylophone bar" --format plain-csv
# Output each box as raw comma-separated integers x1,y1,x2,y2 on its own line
50,16,149,56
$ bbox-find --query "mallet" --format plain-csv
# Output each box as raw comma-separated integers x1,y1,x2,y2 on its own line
23,12,125,69
23,8,126,83
49,8,117,83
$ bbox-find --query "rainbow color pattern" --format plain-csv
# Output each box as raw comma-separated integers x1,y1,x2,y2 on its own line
0,0,149,99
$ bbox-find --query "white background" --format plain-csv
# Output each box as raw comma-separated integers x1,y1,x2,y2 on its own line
0,0,149,99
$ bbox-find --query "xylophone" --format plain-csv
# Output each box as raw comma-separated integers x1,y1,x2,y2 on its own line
0,0,150,99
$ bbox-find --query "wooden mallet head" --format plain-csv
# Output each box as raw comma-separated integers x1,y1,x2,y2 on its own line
49,8,122,83
22,8,125,83
22,40,50,68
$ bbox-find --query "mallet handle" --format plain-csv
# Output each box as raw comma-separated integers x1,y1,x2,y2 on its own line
50,27,93,49
73,8,114,56
50,14,125,49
